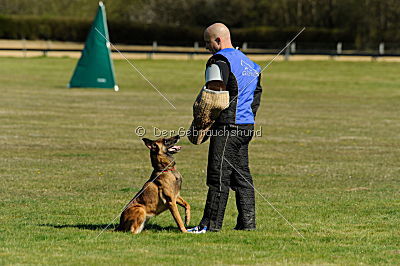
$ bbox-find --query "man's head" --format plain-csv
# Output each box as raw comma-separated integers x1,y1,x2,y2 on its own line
204,23,233,54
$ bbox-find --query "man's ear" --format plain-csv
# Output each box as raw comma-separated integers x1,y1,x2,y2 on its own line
142,138,154,149
215,37,221,44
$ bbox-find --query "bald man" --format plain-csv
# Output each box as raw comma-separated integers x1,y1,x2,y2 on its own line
188,23,262,233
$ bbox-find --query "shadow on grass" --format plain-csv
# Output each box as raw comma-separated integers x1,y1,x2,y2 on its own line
39,223,178,232
39,223,115,231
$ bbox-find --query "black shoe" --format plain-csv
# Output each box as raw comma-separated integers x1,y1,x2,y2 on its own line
234,225,256,231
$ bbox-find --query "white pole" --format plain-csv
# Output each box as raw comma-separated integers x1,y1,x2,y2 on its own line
337,42,342,54
379,42,384,55
290,42,296,53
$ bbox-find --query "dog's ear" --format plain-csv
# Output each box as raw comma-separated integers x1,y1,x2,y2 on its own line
142,138,154,150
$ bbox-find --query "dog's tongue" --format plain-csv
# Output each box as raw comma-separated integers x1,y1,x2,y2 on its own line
168,145,181,152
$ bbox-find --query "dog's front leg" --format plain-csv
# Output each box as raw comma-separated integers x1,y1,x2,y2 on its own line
166,200,187,233
176,196,191,226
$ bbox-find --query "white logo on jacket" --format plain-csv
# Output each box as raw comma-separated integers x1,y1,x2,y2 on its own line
241,60,259,77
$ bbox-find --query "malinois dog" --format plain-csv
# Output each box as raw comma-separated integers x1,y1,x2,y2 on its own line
116,135,190,234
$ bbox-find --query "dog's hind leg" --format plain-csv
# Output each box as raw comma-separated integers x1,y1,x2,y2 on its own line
130,207,146,234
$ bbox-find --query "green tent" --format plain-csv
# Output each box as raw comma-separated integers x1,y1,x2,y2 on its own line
68,1,119,91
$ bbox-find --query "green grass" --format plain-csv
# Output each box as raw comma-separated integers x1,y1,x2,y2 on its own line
0,57,399,265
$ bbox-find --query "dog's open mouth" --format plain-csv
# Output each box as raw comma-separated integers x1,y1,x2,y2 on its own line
167,145,181,153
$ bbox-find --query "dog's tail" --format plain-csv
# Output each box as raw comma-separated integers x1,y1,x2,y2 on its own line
115,224,123,231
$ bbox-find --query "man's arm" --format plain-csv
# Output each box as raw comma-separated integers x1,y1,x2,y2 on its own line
205,60,229,91
251,74,262,116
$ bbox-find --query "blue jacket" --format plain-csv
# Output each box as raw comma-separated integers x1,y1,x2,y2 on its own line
209,48,262,125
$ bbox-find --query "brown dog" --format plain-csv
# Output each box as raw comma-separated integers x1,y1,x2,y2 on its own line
116,135,190,234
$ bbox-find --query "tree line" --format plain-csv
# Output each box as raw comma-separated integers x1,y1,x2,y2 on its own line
1,0,399,49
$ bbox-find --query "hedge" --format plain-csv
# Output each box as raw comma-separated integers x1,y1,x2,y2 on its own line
0,15,357,47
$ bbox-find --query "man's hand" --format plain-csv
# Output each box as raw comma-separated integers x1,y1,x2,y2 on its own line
206,80,226,91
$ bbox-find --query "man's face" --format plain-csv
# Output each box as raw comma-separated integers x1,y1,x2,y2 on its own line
204,30,220,54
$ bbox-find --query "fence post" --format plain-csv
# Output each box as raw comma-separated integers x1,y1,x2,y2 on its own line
284,42,290,61
149,41,157,59
379,42,384,55
22,38,27,57
337,42,342,55
44,40,51,57
194,42,199,50
290,42,296,53
242,42,248,50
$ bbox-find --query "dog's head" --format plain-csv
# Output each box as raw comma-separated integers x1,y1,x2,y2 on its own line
142,135,181,170
142,135,181,156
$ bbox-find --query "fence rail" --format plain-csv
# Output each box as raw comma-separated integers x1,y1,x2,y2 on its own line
1,39,400,59
2,47,400,57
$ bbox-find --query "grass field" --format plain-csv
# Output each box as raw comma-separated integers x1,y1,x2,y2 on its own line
1,57,399,265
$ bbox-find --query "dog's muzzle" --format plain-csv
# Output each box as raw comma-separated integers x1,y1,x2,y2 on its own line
168,145,181,153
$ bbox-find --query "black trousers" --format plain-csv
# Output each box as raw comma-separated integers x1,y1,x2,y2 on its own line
199,124,256,231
